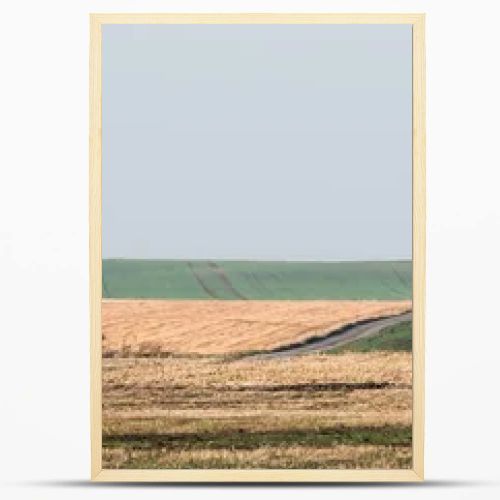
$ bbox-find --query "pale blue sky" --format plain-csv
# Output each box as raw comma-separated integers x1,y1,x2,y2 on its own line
102,24,412,261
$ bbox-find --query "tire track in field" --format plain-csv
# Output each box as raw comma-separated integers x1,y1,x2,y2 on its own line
248,271,278,297
208,261,248,300
187,261,222,299
391,263,411,290
102,276,111,298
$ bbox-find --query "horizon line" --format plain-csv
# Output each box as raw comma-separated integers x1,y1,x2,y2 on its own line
103,257,412,263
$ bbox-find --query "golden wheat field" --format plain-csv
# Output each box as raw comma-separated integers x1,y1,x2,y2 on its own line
102,300,411,356
101,299,412,469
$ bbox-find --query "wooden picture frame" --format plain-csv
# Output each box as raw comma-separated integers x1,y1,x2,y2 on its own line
90,13,425,482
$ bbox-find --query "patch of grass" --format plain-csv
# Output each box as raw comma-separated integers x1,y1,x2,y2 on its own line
103,425,412,451
327,322,412,354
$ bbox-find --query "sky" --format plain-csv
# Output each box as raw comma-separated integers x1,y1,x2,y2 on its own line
102,24,412,261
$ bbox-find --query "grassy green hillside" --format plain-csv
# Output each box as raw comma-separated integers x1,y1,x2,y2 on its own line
102,259,412,300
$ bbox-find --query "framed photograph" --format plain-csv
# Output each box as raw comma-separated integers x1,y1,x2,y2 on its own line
90,13,425,482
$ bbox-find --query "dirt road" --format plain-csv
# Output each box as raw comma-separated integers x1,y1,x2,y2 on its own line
251,311,412,359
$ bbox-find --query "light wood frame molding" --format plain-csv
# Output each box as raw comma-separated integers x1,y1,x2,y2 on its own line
89,12,425,483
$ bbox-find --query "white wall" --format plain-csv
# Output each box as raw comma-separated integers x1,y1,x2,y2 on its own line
1,1,499,499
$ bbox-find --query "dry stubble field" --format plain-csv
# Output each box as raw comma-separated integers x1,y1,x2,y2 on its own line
102,300,413,469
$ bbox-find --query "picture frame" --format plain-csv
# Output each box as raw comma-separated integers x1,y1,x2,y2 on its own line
90,12,425,482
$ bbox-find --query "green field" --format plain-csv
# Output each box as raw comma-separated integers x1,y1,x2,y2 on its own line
327,321,413,354
102,259,412,300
